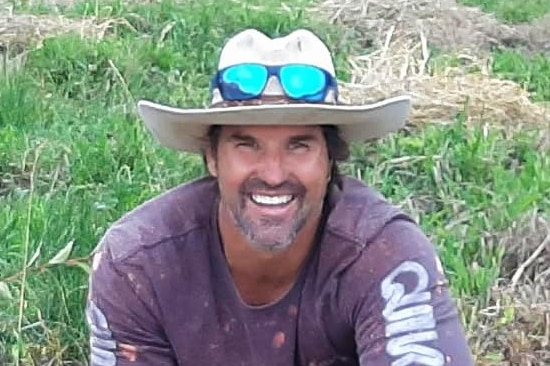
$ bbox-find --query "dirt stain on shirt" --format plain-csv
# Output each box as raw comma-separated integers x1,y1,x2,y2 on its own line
272,331,286,349
118,343,138,362
287,305,298,317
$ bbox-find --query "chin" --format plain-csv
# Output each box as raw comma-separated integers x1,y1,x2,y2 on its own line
245,231,297,253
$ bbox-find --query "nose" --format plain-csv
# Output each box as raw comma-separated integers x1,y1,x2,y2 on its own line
256,150,288,187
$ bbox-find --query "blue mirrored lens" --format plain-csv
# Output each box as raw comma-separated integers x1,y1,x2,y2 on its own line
221,64,268,99
279,65,326,101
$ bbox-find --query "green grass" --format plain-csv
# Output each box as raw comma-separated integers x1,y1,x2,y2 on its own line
1,0,550,364
458,0,550,23
348,118,550,297
491,50,550,102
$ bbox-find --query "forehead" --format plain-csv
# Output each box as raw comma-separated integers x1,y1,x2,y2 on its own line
218,125,324,139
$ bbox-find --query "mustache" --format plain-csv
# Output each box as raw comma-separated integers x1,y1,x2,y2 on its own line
240,178,306,196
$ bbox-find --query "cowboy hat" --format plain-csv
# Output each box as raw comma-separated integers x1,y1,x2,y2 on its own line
136,28,411,154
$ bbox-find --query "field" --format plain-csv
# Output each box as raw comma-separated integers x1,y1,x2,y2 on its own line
0,0,549,364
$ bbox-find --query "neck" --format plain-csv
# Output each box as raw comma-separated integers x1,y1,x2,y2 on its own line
217,203,323,305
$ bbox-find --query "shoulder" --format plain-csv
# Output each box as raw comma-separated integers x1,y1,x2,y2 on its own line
361,218,441,274
325,176,414,247
338,217,446,310
94,176,219,263
319,176,444,291
313,177,430,288
336,193,442,285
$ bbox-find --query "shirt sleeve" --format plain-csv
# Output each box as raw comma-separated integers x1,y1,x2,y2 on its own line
342,218,475,366
86,245,177,366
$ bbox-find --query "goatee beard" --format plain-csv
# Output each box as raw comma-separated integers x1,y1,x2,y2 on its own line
230,205,309,252
230,177,309,252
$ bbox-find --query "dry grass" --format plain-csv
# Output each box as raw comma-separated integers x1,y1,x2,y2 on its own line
313,0,550,129
0,13,115,52
0,12,134,75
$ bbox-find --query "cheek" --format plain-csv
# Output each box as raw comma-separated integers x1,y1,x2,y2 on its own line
214,153,250,194
290,154,330,194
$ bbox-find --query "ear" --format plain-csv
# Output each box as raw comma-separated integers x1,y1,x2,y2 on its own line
205,147,218,177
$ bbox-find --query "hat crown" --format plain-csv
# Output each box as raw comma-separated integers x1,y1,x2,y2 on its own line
217,29,335,75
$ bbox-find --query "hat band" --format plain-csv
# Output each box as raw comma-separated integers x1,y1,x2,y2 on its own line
210,63,339,105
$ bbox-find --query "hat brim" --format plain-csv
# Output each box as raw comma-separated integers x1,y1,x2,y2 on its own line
136,95,412,154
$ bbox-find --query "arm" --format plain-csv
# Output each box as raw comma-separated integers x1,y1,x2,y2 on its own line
86,246,176,366
343,219,474,366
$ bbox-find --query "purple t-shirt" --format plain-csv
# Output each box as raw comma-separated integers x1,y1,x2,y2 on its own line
86,176,474,366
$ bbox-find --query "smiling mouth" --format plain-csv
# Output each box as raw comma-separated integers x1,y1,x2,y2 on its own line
249,194,295,207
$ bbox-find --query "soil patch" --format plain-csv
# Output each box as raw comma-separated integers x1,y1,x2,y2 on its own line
314,0,550,57
469,211,550,365
515,13,550,55
0,163,32,197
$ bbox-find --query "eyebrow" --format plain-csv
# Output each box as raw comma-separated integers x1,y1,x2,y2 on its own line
288,134,320,143
227,133,257,143
226,132,321,144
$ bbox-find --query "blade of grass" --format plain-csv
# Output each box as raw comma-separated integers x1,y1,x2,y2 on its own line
16,143,46,366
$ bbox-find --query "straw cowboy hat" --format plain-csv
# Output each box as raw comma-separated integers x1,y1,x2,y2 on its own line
137,28,411,154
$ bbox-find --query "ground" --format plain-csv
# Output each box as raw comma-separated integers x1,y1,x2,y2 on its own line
0,0,549,365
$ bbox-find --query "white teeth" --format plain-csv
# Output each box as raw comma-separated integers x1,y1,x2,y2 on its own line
251,194,293,205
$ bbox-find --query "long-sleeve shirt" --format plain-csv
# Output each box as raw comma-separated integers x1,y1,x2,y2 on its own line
86,176,475,366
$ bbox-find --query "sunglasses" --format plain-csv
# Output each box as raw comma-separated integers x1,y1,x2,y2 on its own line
210,63,338,103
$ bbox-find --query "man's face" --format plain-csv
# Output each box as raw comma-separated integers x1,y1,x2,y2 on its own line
206,125,331,252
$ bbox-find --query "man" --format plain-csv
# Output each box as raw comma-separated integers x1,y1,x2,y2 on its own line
86,28,475,365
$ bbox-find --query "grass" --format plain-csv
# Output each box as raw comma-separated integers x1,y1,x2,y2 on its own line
0,0,549,364
458,0,550,23
491,50,550,102
348,115,550,297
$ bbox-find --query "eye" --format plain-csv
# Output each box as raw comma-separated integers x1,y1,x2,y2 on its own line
289,141,310,151
236,140,258,149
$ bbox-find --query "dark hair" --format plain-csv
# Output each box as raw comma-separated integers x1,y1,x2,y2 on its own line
201,124,349,188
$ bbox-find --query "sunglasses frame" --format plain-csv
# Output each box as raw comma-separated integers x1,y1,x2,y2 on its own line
210,63,339,103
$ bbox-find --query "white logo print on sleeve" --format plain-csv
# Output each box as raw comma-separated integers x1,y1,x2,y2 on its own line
381,261,445,366
86,300,117,366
